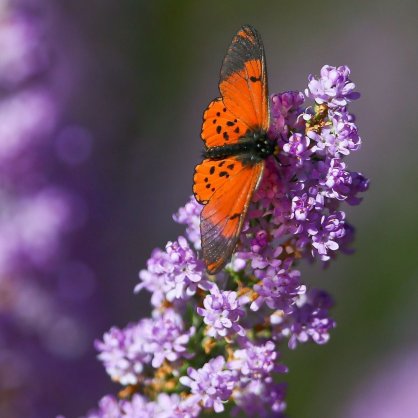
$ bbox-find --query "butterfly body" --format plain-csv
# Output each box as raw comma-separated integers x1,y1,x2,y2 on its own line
193,25,272,274
203,131,275,164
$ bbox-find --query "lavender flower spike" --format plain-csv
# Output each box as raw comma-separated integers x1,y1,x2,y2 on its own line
79,64,368,418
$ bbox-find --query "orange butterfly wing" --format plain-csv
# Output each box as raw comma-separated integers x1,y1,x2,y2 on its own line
201,98,249,148
196,25,269,273
194,157,264,274
219,25,269,131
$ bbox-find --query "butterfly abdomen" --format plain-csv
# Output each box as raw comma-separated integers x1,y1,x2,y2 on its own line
203,131,275,164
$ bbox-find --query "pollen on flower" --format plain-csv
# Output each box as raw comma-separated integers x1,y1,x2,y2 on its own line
202,337,217,354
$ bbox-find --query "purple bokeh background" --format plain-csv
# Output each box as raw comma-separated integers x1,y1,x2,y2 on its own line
0,0,417,417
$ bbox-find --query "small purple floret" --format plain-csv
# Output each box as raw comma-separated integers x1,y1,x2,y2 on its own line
180,356,237,413
305,65,360,108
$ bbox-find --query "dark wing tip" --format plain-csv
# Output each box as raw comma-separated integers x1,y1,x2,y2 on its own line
239,24,259,34
220,24,264,82
238,24,262,42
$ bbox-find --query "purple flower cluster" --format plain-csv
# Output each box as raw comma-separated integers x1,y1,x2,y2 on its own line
271,289,336,349
173,197,202,250
232,381,287,417
251,268,305,313
136,236,208,306
305,65,360,108
86,65,368,417
197,284,245,338
96,309,194,384
180,356,236,413
228,340,287,379
82,393,201,418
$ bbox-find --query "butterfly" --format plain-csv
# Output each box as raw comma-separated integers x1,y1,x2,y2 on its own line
193,25,275,274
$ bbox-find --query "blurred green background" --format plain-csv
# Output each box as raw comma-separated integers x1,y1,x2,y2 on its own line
63,0,418,416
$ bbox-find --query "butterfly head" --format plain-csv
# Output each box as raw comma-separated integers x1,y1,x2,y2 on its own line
253,131,276,159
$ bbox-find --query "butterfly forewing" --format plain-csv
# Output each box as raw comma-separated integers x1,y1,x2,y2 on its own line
219,25,269,131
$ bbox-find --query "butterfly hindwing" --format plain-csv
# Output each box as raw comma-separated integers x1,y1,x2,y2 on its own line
201,98,250,148
193,157,245,205
199,158,264,274
219,25,269,131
